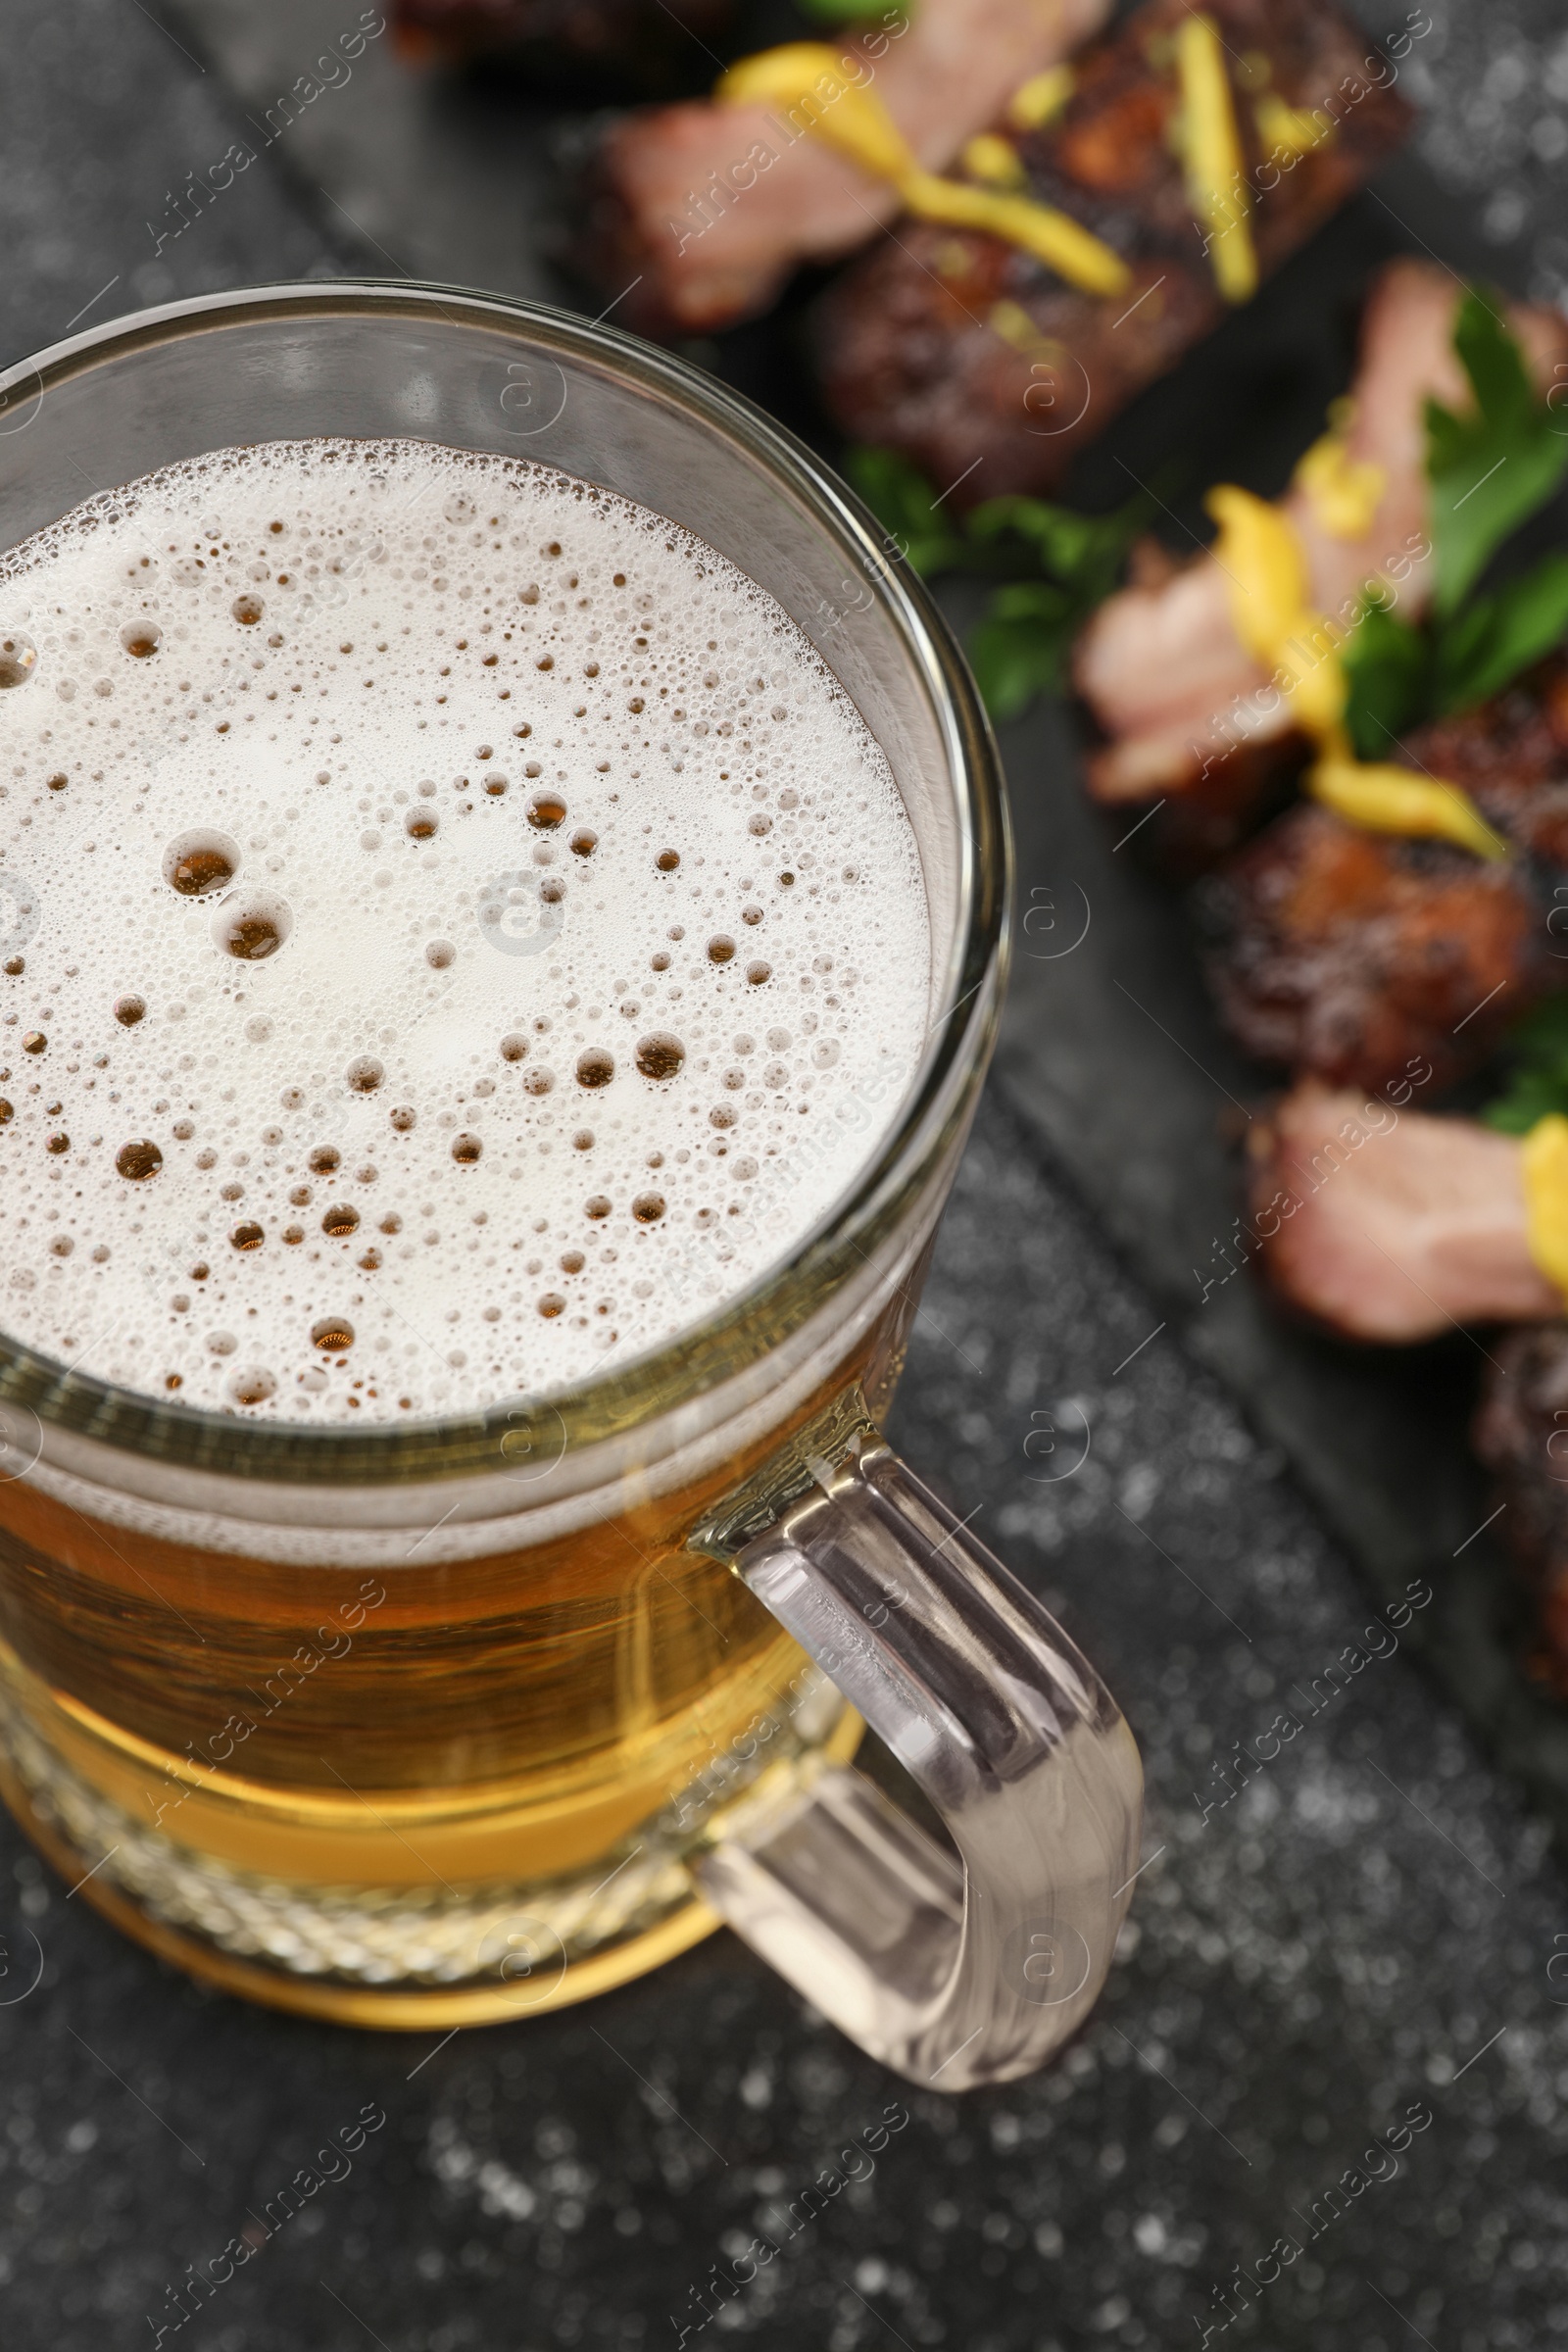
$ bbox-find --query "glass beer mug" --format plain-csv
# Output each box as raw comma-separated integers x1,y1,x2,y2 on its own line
0,287,1141,2089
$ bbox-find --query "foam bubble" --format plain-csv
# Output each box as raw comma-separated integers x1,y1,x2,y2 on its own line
0,438,930,1421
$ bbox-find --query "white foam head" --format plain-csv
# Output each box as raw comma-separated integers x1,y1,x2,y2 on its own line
0,439,931,1422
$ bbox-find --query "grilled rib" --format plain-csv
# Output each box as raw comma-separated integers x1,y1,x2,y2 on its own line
1195,801,1551,1094
1404,652,1568,869
575,0,1109,338
814,0,1408,512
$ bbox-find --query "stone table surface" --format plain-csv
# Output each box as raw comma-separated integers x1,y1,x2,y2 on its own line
2,5,1568,2351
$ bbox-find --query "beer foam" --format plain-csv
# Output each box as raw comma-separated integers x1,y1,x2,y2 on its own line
0,440,931,1423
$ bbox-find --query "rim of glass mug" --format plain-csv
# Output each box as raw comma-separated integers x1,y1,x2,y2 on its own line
0,281,1009,1502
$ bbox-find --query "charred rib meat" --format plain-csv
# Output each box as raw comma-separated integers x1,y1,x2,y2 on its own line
1404,651,1568,871
576,0,1110,338
1196,803,1549,1094
815,0,1409,508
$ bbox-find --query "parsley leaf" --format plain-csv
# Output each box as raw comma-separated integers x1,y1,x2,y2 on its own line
842,453,1152,722
1425,288,1568,617
1342,598,1432,759
962,488,1152,723
1482,996,1568,1133
967,496,1102,577
968,583,1078,720
1340,297,1568,750
1434,551,1568,713
795,0,904,20
843,447,969,578
966,489,1151,596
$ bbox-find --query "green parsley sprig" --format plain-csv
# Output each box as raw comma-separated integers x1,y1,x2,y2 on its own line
793,0,906,22
842,446,974,578
1482,996,1568,1134
844,448,1152,722
1427,290,1568,616
1343,289,1568,757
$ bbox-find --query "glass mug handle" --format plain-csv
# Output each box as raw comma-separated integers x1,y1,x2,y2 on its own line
688,1408,1144,2091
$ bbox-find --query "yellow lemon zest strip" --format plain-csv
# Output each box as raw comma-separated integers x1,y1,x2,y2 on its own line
718,46,910,173
1205,483,1507,857
1175,14,1258,305
1306,754,1511,860
900,171,1131,291
1006,64,1074,131
1253,91,1335,158
1293,400,1386,540
1206,486,1310,664
1205,487,1346,737
716,45,1129,296
1522,1115,1568,1298
961,133,1027,191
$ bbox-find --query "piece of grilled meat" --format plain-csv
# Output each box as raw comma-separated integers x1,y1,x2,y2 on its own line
575,0,1109,339
1247,1082,1559,1344
1195,802,1550,1094
814,0,1409,509
1473,1326,1568,1691
1075,264,1568,829
1407,650,1568,870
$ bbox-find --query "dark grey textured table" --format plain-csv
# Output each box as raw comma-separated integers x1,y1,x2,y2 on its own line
3,6,1568,2349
